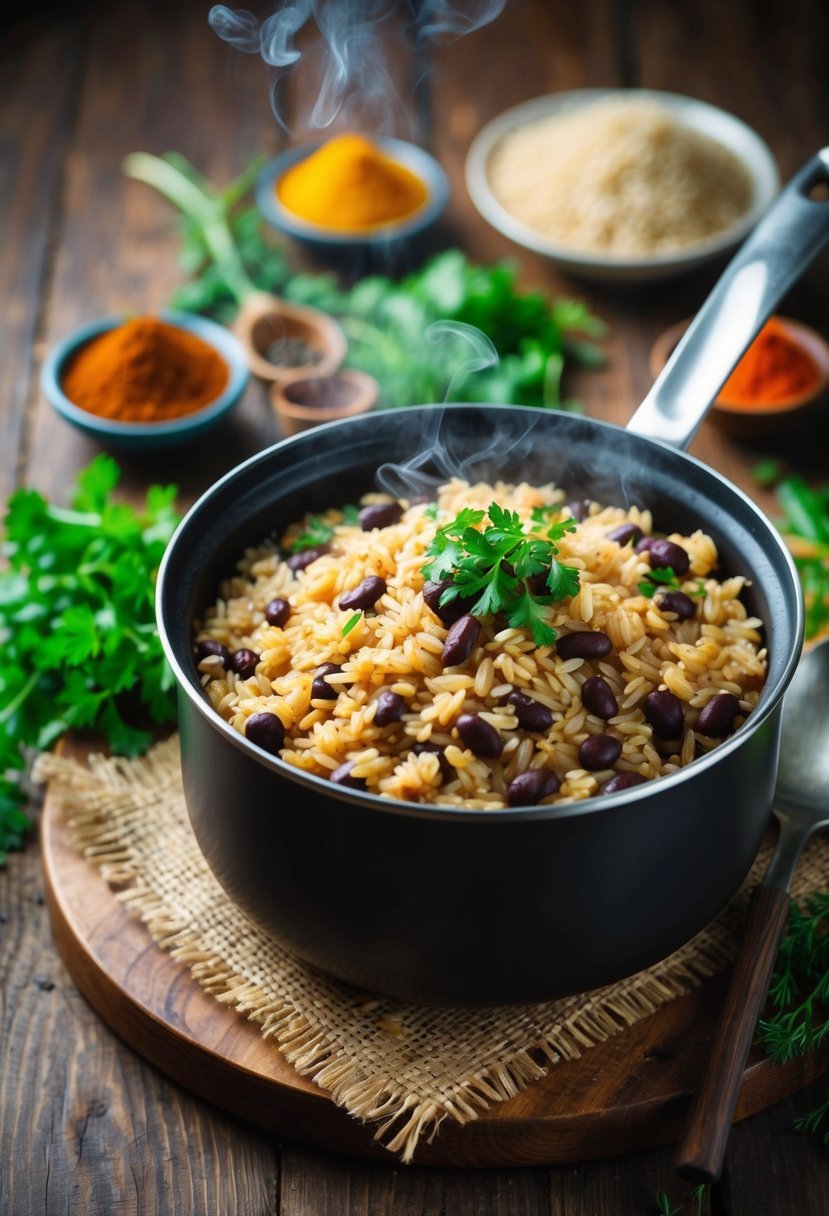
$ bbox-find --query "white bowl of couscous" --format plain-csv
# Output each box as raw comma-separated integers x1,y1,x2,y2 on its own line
465,88,780,283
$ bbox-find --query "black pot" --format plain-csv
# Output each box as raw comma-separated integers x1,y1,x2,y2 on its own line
157,152,829,1004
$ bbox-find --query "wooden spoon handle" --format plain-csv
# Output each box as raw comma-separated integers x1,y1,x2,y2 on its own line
676,883,791,1184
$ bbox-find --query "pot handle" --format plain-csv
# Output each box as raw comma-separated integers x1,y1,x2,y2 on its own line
627,148,829,451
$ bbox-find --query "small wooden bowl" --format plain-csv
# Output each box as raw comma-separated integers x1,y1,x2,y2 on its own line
649,315,829,437
234,292,347,385
270,368,379,437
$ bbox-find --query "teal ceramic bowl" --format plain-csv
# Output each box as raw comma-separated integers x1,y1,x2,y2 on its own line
256,134,449,251
41,311,250,451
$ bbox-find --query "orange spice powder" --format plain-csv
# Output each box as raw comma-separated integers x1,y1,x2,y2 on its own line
718,317,821,409
61,317,229,423
276,133,428,231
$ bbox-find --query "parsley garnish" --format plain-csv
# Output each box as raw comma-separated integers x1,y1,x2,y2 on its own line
638,567,706,599
290,504,358,552
422,503,580,646
342,611,362,637
0,455,180,863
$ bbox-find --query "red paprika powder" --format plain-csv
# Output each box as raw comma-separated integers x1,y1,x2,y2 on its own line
718,317,822,409
61,317,229,423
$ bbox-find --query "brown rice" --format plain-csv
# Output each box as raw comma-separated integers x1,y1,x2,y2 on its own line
193,479,767,809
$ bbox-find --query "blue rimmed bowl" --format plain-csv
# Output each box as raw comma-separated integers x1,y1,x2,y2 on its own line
256,134,449,252
41,310,250,451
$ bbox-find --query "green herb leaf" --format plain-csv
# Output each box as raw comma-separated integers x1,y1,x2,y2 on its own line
342,611,362,637
422,502,580,646
0,459,181,863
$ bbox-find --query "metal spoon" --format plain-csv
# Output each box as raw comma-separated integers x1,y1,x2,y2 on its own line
677,636,829,1183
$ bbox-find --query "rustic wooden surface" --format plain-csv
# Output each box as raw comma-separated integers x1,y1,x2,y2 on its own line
3,0,829,1212
40,781,829,1170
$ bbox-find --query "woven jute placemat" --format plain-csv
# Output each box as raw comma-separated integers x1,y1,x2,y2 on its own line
34,736,829,1162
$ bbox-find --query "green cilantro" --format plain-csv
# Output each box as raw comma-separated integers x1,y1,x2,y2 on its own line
342,611,362,637
422,503,580,646
0,455,181,863
638,567,707,599
290,504,359,553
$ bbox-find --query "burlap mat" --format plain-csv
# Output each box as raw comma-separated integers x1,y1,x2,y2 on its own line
34,736,829,1162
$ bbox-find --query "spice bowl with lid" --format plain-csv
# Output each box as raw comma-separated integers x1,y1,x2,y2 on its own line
649,315,829,437
255,133,450,254
41,310,250,451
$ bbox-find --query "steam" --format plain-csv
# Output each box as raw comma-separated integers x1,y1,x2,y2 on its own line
376,405,543,501
426,320,498,401
209,1,506,131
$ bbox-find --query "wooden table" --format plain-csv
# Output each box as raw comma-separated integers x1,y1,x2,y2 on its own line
3,2,829,1212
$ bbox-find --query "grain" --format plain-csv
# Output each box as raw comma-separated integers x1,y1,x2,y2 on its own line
486,97,753,258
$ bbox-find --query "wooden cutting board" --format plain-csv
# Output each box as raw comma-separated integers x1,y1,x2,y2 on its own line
41,790,828,1168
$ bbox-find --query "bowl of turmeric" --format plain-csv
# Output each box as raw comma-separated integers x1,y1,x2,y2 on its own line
41,310,250,450
649,314,829,437
256,132,449,249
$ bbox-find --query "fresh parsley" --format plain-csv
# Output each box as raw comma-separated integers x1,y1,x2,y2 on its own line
0,455,181,863
290,505,359,553
422,503,580,646
342,611,362,637
637,567,706,599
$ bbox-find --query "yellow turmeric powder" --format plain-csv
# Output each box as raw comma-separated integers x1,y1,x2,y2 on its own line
276,133,428,232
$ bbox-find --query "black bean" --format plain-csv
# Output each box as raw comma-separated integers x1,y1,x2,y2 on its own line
556,630,613,661
422,578,467,625
374,690,405,727
330,760,367,791
456,712,503,759
639,537,691,575
565,499,592,522
265,597,291,627
287,544,330,572
245,711,285,755
412,741,452,782
339,575,387,612
359,501,403,531
195,639,232,668
602,771,649,795
507,690,554,732
644,688,685,739
581,675,618,720
231,648,259,678
526,567,552,596
696,692,741,737
579,733,623,771
655,590,696,621
441,614,481,667
507,768,560,806
606,521,643,546
311,662,341,700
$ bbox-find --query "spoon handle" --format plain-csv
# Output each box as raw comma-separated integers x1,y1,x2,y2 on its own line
676,883,791,1183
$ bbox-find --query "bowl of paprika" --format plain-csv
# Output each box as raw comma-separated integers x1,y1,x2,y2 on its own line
649,314,829,437
41,310,250,451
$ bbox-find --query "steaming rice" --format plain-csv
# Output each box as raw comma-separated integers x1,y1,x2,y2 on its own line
193,479,767,809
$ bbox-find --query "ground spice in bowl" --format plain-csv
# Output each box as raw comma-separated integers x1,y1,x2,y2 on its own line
716,317,824,408
60,315,230,422
649,314,829,436
275,133,428,231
